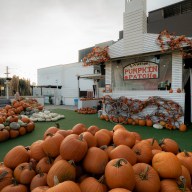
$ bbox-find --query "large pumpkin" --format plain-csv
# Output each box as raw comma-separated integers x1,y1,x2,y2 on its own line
30,172,48,191
159,138,179,154
36,156,53,173
105,158,135,191
47,159,76,187
109,144,137,165
108,189,131,192
72,123,87,135
133,163,160,192
42,132,64,158
30,140,46,161
4,145,30,169
83,147,108,175
132,141,153,164
160,179,191,192
0,164,13,191
113,130,136,148
79,176,107,192
60,134,88,162
152,152,182,178
177,151,192,176
46,180,81,192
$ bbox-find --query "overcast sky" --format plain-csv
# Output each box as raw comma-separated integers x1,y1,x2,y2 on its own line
0,0,183,84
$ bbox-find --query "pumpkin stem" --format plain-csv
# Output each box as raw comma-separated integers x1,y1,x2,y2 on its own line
114,158,127,168
53,175,60,186
55,123,60,128
159,138,165,146
100,145,108,150
139,165,149,180
78,134,84,141
46,133,54,137
98,175,105,183
37,168,44,177
184,150,190,157
47,156,54,164
12,178,18,186
178,176,186,192
151,138,158,146
0,171,8,180
68,160,76,167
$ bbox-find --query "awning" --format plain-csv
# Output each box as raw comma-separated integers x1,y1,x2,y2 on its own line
77,73,105,80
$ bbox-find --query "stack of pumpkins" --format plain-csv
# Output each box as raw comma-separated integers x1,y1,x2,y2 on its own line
99,115,187,132
0,123,192,191
0,115,35,142
75,107,97,114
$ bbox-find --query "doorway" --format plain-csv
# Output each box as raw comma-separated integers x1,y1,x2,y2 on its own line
184,76,191,125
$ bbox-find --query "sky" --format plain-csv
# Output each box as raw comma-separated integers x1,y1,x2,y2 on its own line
0,0,183,84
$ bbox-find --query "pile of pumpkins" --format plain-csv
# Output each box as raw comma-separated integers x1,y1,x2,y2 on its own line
0,115,35,142
75,107,97,114
99,114,187,132
0,123,192,191
0,99,44,142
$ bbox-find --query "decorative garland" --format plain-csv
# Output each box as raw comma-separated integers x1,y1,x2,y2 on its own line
157,30,192,58
103,95,183,128
82,46,110,66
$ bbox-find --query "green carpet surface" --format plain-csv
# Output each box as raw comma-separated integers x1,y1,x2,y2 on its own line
0,109,192,162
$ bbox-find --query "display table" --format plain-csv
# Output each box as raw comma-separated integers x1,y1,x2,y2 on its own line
78,98,102,109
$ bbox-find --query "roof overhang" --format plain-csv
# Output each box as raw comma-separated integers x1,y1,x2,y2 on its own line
78,73,105,80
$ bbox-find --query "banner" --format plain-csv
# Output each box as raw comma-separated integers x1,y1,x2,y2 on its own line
124,61,159,80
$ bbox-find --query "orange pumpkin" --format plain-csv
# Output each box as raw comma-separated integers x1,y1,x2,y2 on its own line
47,160,76,187
109,145,137,165
83,147,108,175
60,134,88,162
133,163,161,192
179,123,187,132
79,176,107,192
105,158,135,191
4,145,30,169
113,130,136,148
152,152,182,179
46,180,81,192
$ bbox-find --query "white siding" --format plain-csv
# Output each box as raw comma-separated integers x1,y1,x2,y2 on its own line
105,62,112,85
143,33,162,53
38,65,63,86
172,52,183,92
108,39,124,58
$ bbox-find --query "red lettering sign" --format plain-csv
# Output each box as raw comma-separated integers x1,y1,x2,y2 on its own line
123,62,159,80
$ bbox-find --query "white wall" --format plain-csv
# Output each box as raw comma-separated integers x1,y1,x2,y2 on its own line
38,65,63,86
37,62,94,105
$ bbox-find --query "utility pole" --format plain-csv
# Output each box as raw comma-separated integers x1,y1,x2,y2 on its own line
4,66,10,99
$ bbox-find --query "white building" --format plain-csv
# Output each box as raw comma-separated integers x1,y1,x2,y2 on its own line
34,63,94,106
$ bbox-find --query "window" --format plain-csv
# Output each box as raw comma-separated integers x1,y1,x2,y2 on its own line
164,0,192,18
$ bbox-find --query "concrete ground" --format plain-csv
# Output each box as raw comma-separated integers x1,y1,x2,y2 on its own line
44,104,77,111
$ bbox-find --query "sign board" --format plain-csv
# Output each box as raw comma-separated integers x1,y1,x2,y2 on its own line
124,62,159,80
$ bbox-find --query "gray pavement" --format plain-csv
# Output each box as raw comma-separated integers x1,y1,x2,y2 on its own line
44,104,77,111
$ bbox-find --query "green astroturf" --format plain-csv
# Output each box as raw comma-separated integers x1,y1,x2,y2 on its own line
0,109,192,162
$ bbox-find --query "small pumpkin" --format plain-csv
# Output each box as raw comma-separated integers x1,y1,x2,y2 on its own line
179,123,187,132
9,122,20,130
